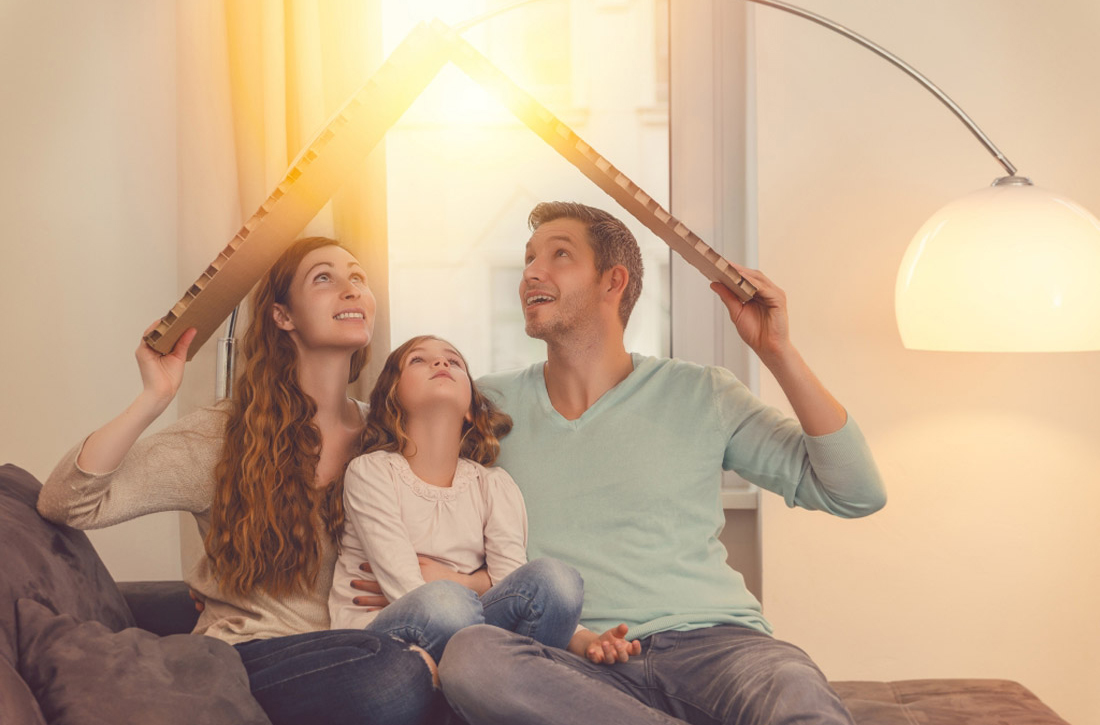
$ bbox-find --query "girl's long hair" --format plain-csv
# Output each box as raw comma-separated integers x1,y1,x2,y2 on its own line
205,236,370,599
361,335,512,466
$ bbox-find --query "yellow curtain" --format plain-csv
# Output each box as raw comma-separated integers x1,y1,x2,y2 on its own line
177,0,389,408
175,0,389,569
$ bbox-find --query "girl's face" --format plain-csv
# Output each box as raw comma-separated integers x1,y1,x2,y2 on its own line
395,338,473,421
275,245,376,352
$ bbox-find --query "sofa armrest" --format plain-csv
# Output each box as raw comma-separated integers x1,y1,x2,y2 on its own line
117,581,201,636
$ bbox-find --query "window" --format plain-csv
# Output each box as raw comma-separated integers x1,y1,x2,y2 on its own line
381,0,670,374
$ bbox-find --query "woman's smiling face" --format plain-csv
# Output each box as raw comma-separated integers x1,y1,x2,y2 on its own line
275,244,377,352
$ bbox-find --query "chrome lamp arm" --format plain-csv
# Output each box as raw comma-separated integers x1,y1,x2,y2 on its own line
215,305,239,400
745,0,1018,179
460,0,1020,180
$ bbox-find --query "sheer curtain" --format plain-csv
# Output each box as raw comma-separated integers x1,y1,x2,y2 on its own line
176,0,388,570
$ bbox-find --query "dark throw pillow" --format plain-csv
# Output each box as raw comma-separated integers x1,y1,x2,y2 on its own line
0,463,135,667
16,598,271,725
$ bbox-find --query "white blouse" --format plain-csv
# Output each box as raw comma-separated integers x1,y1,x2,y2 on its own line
329,450,528,630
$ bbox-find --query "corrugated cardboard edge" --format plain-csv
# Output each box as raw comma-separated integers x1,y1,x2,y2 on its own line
146,20,753,360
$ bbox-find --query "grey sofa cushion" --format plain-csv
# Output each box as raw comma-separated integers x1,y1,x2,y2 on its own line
0,656,47,725
0,464,135,667
16,598,271,725
1,463,137,724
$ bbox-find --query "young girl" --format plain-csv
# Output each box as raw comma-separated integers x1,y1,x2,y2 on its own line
39,237,445,725
329,335,583,662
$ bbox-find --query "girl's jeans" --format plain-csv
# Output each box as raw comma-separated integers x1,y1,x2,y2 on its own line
365,557,583,662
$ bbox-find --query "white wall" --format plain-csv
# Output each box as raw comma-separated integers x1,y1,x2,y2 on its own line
752,2,1100,723
0,0,183,581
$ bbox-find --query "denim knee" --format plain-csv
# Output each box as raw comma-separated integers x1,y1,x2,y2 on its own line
406,580,484,632
530,557,584,624
521,557,584,608
764,659,835,696
365,579,485,663
478,558,583,649
438,625,509,699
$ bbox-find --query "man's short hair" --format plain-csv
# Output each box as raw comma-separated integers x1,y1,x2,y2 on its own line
527,201,644,328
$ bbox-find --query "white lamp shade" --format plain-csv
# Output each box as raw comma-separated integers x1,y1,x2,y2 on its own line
895,182,1100,351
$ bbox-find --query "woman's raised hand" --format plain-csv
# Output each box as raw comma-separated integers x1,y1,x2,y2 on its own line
136,321,197,406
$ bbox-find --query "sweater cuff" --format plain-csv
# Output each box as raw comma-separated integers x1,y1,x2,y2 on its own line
803,414,869,471
70,435,122,478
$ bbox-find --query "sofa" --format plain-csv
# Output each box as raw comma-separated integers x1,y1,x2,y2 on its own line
1,464,270,725
2,463,1071,725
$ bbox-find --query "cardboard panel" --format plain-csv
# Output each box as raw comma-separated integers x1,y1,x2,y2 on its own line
146,23,450,358
147,20,752,359
443,21,755,303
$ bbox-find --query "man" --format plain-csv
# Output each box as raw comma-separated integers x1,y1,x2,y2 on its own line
437,201,886,725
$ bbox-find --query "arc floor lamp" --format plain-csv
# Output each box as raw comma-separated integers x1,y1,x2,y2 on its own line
744,0,1100,352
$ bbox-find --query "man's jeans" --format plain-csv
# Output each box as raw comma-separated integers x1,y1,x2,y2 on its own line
235,628,437,725
366,557,583,662
439,622,856,725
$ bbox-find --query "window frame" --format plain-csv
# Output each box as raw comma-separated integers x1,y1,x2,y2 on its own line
669,1,760,509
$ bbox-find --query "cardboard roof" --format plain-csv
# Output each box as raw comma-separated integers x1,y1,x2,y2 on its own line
145,20,754,360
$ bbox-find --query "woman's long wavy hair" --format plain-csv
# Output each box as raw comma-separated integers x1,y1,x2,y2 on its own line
205,236,371,599
361,335,512,466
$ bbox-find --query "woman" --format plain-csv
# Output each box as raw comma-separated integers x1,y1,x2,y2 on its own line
38,237,452,725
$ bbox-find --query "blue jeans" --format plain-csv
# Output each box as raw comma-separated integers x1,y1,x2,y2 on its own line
439,623,855,725
234,629,440,725
365,557,583,663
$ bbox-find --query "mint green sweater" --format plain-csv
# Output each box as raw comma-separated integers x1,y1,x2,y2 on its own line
479,354,885,640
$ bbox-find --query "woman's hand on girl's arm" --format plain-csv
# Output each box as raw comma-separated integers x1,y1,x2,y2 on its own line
77,324,197,474
351,563,391,610
568,624,641,665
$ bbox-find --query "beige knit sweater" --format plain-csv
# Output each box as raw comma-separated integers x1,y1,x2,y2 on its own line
38,404,363,645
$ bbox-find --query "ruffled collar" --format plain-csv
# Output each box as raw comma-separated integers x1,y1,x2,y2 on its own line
386,453,476,502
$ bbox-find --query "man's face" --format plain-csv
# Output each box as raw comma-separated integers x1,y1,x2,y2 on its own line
520,217,603,342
